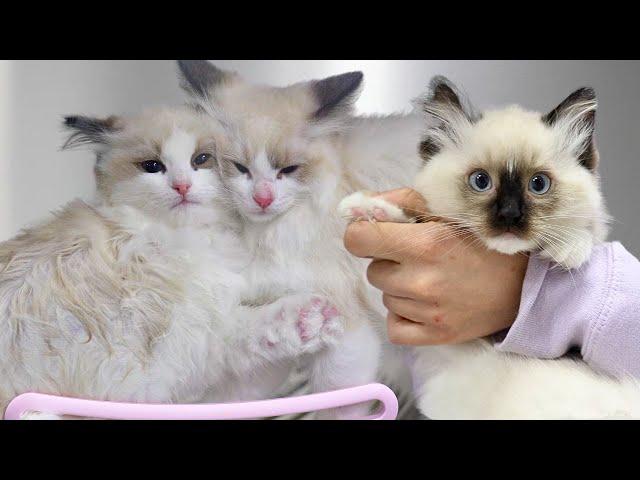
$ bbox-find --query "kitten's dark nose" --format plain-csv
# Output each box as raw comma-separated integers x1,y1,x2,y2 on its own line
496,198,524,227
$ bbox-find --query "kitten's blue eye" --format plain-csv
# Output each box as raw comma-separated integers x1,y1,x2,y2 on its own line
529,173,551,195
469,170,492,192
192,153,212,168
233,162,249,174
279,165,299,175
140,160,165,174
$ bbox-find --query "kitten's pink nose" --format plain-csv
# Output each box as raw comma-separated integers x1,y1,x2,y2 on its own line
173,183,191,197
253,192,274,209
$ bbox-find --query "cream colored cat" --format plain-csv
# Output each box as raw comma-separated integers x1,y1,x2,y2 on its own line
176,61,425,417
340,77,640,419
0,106,342,419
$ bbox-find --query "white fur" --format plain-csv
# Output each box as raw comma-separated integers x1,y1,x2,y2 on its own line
411,341,640,419
338,191,409,223
180,65,425,416
484,233,536,255
21,412,66,420
0,109,341,418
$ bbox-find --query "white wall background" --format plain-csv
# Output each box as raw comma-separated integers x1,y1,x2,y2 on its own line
1,60,638,254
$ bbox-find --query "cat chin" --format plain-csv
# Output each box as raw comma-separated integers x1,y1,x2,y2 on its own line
242,210,281,223
165,204,224,228
240,203,295,224
484,233,536,255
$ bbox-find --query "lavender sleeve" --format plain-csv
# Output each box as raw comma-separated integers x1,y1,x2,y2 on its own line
495,241,640,378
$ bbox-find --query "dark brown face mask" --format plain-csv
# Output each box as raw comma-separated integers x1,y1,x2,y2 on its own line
490,169,528,232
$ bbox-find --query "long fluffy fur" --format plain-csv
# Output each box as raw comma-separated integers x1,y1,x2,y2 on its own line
0,106,345,418
411,341,640,419
339,79,637,419
177,61,425,417
0,200,250,411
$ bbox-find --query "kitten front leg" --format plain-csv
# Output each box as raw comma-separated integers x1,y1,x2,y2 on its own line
230,293,344,370
338,191,412,223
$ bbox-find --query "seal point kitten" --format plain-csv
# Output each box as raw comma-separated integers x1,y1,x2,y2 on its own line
340,76,609,270
339,77,640,419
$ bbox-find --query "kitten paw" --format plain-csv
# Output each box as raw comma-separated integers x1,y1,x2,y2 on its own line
338,191,410,223
259,294,344,357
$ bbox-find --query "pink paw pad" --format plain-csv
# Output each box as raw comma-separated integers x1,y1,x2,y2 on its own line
351,207,366,219
373,207,388,221
296,307,311,342
321,305,339,323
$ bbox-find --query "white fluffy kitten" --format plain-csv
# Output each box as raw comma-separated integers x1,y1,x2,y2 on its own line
176,61,425,417
0,107,341,419
340,77,640,419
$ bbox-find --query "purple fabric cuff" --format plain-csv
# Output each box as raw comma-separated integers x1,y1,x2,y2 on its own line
495,242,640,379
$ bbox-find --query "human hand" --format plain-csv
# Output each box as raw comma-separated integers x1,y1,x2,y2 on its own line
343,188,529,345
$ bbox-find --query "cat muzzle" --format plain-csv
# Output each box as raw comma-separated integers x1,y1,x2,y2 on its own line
493,197,526,229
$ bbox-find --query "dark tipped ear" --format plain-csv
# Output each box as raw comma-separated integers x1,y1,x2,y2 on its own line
418,137,441,160
543,87,598,170
429,75,466,113
581,140,600,171
417,76,476,162
542,87,596,127
177,60,233,99
62,115,120,150
311,71,363,119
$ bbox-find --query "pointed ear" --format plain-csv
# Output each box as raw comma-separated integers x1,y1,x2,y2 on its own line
542,87,598,170
61,115,121,150
429,75,466,112
176,60,235,99
310,71,363,119
417,76,476,161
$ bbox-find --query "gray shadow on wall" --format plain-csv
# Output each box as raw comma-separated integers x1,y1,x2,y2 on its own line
6,60,186,241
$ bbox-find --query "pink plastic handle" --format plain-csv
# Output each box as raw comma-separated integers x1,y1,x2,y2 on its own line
4,383,398,420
